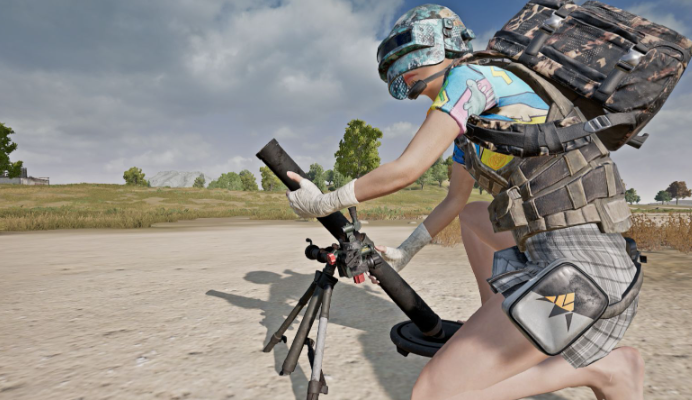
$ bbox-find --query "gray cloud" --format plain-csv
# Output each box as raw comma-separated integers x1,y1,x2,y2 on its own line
2,0,402,183
382,121,417,138
627,2,690,35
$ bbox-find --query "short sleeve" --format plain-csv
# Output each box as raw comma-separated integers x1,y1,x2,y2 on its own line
429,65,498,136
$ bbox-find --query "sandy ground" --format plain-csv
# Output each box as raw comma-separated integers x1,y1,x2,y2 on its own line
0,218,690,400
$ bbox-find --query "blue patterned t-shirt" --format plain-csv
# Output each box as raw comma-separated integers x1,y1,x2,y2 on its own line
430,64,550,170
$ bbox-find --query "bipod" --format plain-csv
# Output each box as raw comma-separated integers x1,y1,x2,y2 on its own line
263,262,337,399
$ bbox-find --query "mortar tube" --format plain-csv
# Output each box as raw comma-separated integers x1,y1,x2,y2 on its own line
257,139,443,338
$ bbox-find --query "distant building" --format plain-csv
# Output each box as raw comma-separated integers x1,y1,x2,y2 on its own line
149,171,212,188
0,167,49,185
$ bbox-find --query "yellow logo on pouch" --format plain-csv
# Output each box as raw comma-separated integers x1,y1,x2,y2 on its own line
544,293,575,312
538,292,577,330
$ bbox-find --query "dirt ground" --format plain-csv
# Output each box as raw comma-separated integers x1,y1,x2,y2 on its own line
1,218,690,400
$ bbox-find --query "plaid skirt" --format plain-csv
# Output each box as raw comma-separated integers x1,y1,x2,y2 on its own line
486,223,639,368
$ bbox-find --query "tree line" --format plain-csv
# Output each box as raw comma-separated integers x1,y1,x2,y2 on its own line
653,181,691,205
3,119,690,206
121,119,461,191
203,119,454,192
622,181,691,206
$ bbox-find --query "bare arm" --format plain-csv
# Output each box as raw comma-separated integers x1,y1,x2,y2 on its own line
353,110,460,202
422,162,475,237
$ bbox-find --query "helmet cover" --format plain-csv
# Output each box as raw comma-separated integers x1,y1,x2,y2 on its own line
378,4,475,100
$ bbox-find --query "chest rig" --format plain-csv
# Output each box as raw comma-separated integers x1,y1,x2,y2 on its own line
455,54,632,250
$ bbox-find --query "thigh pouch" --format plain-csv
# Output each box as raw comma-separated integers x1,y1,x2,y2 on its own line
501,257,642,356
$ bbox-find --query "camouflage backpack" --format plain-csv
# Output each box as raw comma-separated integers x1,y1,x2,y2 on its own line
464,0,692,154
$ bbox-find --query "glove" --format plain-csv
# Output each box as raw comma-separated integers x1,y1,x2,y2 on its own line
374,223,432,274
286,172,359,219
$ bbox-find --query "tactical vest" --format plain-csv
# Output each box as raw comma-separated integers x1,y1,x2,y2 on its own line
455,54,632,251
452,0,692,250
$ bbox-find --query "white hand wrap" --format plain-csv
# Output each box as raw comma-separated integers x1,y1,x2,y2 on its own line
287,179,359,219
379,223,432,272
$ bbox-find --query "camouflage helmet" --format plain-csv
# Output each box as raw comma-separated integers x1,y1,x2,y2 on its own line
377,4,475,100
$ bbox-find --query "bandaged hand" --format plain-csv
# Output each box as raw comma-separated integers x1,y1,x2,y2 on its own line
286,171,359,219
370,223,432,284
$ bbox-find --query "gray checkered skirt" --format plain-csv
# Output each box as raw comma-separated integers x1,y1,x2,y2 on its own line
486,223,639,368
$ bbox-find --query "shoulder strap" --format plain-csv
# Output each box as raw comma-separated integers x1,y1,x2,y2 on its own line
466,112,640,157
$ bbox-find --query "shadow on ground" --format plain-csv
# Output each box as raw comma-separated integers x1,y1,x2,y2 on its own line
207,269,568,400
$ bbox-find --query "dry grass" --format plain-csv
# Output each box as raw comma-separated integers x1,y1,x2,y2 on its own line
432,218,462,247
0,207,298,231
628,205,692,213
0,184,299,231
4,184,690,253
0,183,493,232
430,213,692,254
624,213,692,253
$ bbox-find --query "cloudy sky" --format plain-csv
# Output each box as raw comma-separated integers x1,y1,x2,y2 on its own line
1,0,691,202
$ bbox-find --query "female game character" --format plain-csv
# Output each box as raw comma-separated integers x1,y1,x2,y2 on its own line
285,5,644,399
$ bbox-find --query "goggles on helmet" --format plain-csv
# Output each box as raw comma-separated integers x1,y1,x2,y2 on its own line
377,20,440,82
377,18,474,100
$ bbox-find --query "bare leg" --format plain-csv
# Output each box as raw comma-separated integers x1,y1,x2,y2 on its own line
412,293,547,399
411,294,644,400
431,202,645,400
459,202,515,304
442,347,644,400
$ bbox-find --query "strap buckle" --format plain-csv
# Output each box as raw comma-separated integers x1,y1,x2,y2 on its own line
541,11,565,34
616,46,646,72
584,115,613,133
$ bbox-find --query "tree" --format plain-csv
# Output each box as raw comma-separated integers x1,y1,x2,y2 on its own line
444,155,454,180
665,181,692,206
431,157,448,187
625,188,640,204
307,163,327,192
331,167,351,190
334,119,382,178
416,167,433,190
260,166,286,192
655,190,672,205
239,169,259,191
123,167,148,186
193,175,205,188
208,172,243,190
1,122,23,178
324,169,335,186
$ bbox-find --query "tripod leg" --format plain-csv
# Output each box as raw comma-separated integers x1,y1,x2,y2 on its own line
305,338,328,395
281,284,323,376
264,281,317,353
307,283,334,400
